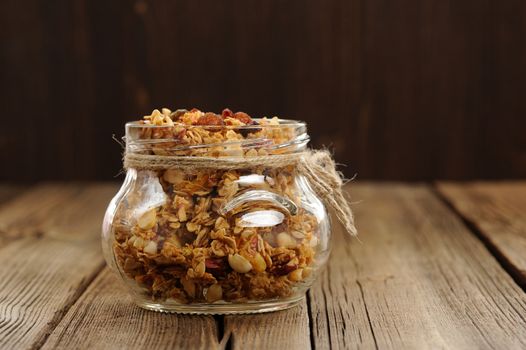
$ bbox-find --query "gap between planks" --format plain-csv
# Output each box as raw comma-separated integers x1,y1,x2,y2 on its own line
309,183,526,349
433,182,526,291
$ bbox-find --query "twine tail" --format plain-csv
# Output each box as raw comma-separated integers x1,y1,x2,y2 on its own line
299,150,357,236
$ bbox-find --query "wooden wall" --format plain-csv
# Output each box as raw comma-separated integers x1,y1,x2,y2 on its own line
1,0,525,181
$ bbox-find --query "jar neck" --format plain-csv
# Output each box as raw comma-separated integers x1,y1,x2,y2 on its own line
124,119,309,157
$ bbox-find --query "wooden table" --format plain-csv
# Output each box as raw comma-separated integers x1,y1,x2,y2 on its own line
1,182,525,349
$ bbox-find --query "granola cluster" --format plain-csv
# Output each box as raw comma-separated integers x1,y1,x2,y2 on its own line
113,108,320,304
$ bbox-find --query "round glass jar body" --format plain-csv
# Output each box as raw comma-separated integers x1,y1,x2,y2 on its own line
102,118,331,314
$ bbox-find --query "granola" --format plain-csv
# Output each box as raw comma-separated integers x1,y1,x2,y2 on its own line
112,108,321,304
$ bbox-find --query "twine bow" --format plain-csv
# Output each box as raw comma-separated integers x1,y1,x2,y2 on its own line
124,149,357,236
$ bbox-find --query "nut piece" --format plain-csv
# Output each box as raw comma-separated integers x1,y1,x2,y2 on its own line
133,236,145,249
194,261,206,276
251,253,267,273
291,230,305,239
288,268,303,282
276,232,297,248
143,240,158,255
228,254,253,273
163,169,184,184
137,209,156,230
206,284,223,302
181,278,196,298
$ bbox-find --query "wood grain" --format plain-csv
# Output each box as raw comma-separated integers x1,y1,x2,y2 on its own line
42,268,219,350
1,1,526,181
2,182,526,349
436,181,526,288
309,183,526,349
0,184,117,349
224,300,311,350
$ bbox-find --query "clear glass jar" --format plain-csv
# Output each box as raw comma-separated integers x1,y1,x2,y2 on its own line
102,114,331,314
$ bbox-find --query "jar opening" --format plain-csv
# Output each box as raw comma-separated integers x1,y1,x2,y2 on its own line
125,118,309,157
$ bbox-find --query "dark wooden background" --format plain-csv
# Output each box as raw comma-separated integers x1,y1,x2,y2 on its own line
1,0,525,181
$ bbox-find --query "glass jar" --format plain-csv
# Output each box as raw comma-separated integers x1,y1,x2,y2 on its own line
102,111,331,314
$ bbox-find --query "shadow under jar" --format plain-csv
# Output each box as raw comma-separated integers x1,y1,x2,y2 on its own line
102,116,331,314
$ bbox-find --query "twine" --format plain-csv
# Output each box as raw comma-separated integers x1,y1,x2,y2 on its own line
124,150,357,236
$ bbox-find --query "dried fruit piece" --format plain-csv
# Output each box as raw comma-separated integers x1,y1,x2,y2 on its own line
272,263,298,276
232,111,252,124
196,113,224,126
205,258,229,277
221,108,233,118
181,278,196,298
205,258,224,270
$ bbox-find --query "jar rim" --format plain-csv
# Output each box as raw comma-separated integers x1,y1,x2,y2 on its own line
125,118,306,130
125,118,309,156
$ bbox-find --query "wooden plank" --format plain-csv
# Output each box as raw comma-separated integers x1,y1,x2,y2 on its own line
0,184,81,243
223,300,311,350
436,181,526,287
0,185,25,205
0,184,117,349
308,254,376,350
41,268,219,350
310,183,526,349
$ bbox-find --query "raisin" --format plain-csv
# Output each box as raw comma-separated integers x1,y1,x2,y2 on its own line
249,236,258,251
205,258,230,277
240,119,261,137
221,108,233,118
196,112,224,126
233,111,253,124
